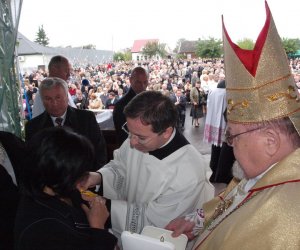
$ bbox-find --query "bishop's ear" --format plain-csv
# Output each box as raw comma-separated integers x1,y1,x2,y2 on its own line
263,127,280,156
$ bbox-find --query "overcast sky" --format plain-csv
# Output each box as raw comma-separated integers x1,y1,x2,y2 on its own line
18,0,300,51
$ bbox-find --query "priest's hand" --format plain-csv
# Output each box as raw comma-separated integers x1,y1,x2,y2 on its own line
78,172,102,190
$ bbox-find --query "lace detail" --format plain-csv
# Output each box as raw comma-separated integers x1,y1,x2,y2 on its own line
185,208,205,236
111,165,126,198
126,204,146,233
203,124,225,146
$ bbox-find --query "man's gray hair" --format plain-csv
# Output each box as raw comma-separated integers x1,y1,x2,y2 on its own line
40,77,68,96
245,117,300,148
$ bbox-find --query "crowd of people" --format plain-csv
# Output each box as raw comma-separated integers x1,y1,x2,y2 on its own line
1,2,300,249
9,56,217,250
22,57,226,121
22,54,300,128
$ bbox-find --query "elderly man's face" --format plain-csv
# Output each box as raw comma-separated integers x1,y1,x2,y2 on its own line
226,122,265,179
41,85,68,117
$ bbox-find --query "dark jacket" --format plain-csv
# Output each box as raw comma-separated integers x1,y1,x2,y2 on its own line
0,132,26,250
0,165,19,250
74,96,88,110
105,98,117,110
14,194,117,250
170,94,187,112
25,106,107,170
113,87,136,145
0,132,26,185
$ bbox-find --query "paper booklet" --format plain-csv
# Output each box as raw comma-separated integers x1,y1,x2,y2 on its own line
121,226,188,250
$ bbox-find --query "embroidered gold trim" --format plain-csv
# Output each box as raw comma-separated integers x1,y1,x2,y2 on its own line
227,74,291,91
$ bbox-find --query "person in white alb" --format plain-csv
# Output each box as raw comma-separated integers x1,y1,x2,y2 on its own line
81,91,214,246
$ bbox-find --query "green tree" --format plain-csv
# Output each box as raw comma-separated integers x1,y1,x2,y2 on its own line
113,52,125,61
83,44,96,49
296,38,300,48
237,38,254,50
142,41,167,59
196,37,222,58
35,25,49,46
123,48,132,61
113,49,132,62
281,38,300,57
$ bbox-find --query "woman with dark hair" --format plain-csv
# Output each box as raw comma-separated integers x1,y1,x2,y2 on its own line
14,127,117,250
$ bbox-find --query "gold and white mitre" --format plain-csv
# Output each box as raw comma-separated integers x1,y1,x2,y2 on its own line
223,1,300,136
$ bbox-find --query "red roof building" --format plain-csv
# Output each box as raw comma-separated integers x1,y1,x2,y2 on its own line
131,39,159,61
131,39,159,53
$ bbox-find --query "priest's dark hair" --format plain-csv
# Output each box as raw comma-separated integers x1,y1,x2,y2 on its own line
124,90,178,134
48,55,69,71
22,127,95,198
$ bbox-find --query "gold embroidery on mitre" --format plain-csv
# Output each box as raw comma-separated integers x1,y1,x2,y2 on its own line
266,86,299,102
227,99,249,116
226,74,291,91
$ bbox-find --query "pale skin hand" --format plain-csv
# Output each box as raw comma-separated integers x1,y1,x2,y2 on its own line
165,217,196,240
81,194,108,229
79,172,102,190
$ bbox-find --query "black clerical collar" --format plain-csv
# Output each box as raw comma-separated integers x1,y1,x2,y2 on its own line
149,129,189,160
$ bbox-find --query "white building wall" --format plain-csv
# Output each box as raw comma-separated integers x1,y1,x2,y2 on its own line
131,52,161,61
18,54,52,74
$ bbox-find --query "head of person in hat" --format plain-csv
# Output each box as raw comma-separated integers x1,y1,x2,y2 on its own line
166,3,300,249
82,79,90,87
223,2,300,179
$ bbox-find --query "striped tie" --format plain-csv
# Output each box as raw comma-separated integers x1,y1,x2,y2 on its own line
55,117,63,126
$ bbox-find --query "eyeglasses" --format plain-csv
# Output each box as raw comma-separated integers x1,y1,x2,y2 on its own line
122,122,156,145
225,127,262,146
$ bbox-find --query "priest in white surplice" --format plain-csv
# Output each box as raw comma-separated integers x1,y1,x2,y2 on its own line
81,91,214,243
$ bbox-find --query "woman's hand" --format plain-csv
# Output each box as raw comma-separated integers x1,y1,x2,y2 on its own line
81,195,109,229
